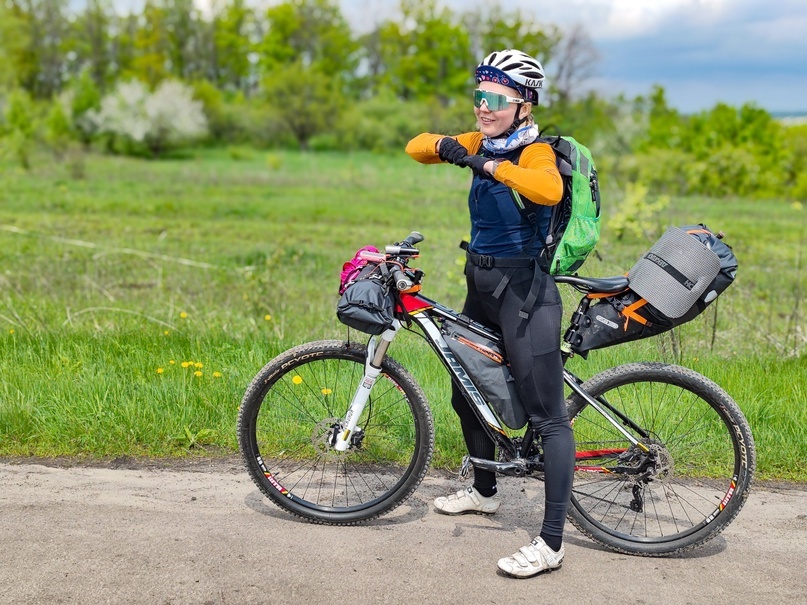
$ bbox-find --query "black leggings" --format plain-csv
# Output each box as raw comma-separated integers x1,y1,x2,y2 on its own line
451,262,575,542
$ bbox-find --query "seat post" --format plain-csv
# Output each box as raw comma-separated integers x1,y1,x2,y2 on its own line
562,296,592,361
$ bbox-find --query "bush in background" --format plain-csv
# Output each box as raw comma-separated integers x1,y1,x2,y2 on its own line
89,80,208,157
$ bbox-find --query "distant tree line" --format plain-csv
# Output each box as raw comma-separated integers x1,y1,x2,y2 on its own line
0,0,805,202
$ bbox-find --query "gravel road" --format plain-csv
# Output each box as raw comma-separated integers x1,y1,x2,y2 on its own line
1,458,805,605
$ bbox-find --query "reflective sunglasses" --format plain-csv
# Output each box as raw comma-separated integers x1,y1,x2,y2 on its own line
473,89,524,111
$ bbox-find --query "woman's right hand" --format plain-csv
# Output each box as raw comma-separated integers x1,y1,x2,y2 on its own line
437,137,469,165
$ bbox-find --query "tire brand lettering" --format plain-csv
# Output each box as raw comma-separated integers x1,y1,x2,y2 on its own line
279,351,326,372
732,421,748,464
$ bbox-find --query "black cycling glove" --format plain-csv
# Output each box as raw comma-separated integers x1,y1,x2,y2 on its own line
437,138,469,165
458,154,491,177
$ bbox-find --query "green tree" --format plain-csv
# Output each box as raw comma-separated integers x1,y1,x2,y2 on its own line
65,0,113,90
162,0,208,81
639,85,682,151
260,0,356,81
261,61,341,149
44,98,72,156
0,3,30,90
466,3,561,70
66,68,102,146
366,0,471,103
9,0,71,98
131,2,171,87
2,89,36,168
211,0,257,93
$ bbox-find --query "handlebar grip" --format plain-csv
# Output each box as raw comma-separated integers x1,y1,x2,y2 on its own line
403,231,424,246
391,266,413,291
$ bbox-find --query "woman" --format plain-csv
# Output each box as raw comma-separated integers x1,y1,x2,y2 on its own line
405,49,575,578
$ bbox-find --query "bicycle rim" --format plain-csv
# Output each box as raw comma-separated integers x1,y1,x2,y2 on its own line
566,363,754,555
238,341,434,524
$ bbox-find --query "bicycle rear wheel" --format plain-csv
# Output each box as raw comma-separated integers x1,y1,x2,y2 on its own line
237,340,434,525
566,363,755,556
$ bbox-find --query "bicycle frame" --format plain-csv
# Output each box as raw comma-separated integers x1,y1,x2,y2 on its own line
334,285,648,475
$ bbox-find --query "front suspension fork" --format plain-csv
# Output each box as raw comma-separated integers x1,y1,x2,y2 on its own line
333,321,400,451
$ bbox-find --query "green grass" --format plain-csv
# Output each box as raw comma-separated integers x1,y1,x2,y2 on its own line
0,148,805,480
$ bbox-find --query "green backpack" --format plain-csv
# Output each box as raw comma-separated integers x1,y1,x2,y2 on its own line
510,136,602,275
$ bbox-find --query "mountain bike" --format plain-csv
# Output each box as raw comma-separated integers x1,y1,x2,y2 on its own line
237,232,755,556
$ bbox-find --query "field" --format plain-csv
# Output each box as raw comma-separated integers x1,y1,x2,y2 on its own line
0,148,805,480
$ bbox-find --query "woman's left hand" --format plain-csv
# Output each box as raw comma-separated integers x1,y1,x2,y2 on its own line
459,155,495,177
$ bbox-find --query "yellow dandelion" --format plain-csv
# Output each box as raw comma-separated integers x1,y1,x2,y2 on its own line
194,362,203,369
163,330,170,335
321,388,332,395
169,360,176,365
156,368,164,374
792,201,803,211
180,312,188,319
292,375,303,385
181,362,190,368
8,329,14,334
212,371,222,378
264,314,272,321
194,371,203,377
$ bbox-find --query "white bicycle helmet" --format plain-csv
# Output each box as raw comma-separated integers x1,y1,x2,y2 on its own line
476,49,545,104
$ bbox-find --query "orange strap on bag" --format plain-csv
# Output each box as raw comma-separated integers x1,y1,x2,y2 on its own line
620,298,650,330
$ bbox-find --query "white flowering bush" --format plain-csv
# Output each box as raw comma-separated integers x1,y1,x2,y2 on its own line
90,80,208,156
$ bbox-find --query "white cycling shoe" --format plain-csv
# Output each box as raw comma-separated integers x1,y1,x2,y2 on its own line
497,537,564,578
433,486,501,515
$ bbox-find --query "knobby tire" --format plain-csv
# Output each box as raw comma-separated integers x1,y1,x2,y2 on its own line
565,363,755,556
237,340,435,525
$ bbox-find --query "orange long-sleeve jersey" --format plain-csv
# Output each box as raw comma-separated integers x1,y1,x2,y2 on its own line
404,132,563,206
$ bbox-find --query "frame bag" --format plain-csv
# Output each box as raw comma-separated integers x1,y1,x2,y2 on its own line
442,320,528,429
569,225,738,355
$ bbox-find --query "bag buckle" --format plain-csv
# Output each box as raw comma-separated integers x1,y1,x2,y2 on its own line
478,255,494,268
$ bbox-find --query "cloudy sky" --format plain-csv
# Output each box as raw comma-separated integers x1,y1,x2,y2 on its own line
340,0,807,114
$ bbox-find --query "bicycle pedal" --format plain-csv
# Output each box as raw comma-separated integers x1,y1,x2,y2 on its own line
459,455,472,479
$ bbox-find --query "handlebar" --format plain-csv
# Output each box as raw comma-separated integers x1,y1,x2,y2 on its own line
388,232,422,290
385,231,424,256
390,266,413,291
357,232,424,291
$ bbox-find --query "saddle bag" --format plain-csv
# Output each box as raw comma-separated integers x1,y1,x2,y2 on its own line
569,225,738,354
442,320,528,429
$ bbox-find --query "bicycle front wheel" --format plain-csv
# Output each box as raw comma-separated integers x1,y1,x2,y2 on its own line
237,340,434,525
566,363,755,556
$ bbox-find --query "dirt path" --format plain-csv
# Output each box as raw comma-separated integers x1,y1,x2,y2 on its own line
1,459,805,605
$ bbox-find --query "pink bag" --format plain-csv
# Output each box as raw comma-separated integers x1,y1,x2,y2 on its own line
339,246,380,294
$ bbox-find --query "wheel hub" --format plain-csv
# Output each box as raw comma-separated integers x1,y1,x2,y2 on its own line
310,418,364,460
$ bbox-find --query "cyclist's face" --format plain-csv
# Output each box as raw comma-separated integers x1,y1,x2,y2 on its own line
474,82,528,138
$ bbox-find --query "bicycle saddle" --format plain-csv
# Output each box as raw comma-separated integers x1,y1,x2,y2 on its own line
554,274,629,294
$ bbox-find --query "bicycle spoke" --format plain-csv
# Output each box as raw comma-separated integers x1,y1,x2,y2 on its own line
239,343,434,521
566,364,752,553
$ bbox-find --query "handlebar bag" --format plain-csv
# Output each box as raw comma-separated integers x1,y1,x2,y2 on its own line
336,264,396,335
442,320,528,429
